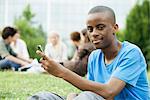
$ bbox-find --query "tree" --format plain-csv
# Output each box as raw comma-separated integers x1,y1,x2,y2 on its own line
124,0,150,68
14,4,46,59
23,4,35,22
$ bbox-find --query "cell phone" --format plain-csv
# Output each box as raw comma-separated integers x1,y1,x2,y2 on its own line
37,45,44,52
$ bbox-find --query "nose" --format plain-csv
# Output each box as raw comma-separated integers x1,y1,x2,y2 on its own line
91,28,99,38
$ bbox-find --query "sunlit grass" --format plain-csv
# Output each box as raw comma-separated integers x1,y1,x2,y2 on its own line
0,70,149,99
0,71,80,99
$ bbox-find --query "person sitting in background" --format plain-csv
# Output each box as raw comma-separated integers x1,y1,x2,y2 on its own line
9,30,44,73
0,26,32,71
44,32,68,62
81,28,91,43
70,31,83,61
64,42,95,76
10,32,30,60
62,30,95,76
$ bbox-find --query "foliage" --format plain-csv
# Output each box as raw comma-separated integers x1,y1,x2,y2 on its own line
23,5,35,22
14,4,46,59
116,29,125,42
124,0,150,68
0,71,80,99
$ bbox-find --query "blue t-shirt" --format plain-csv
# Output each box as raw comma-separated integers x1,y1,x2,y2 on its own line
87,41,150,100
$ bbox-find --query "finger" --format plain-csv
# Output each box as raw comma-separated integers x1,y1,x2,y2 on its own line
39,58,43,62
39,58,46,63
40,60,49,66
41,65,48,70
36,50,49,60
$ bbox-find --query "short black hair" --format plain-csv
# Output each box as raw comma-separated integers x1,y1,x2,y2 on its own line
88,6,116,24
2,27,18,39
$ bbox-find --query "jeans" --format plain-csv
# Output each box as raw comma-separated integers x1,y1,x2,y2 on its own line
28,91,65,100
0,59,21,71
73,91,104,100
28,91,104,100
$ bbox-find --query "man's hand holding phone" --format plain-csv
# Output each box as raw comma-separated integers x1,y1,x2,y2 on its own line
36,47,66,77
37,45,44,52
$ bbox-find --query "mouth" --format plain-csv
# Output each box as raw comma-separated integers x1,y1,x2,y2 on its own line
92,37,104,44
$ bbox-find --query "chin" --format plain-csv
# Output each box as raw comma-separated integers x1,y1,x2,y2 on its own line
95,44,107,49
95,45,102,49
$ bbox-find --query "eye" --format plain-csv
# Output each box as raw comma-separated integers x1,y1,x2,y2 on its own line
96,24,105,30
87,26,93,33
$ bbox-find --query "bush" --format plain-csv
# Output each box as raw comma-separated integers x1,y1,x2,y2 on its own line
14,4,46,59
124,0,150,69
116,29,125,42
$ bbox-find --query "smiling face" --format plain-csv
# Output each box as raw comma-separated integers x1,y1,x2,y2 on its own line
86,12,118,49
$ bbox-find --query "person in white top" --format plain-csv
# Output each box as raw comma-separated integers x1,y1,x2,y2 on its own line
44,32,68,62
10,33,30,60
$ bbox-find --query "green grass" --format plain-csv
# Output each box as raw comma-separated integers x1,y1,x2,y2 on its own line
148,71,150,80
0,71,150,99
0,71,80,99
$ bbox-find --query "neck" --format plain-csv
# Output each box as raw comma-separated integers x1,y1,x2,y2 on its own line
102,40,122,64
53,41,60,48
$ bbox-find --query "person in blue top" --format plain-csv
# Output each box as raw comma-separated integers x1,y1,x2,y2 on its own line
29,6,150,100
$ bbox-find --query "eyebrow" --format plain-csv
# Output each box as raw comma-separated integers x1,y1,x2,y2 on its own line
87,23,105,27
95,24,105,27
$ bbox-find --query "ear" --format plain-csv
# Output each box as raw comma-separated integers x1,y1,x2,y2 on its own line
113,24,119,33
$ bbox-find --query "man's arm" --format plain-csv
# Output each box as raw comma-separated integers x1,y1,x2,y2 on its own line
5,55,29,66
62,68,125,99
37,50,126,99
17,54,32,63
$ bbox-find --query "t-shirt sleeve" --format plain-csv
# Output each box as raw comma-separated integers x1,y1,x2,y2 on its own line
0,43,10,58
87,52,95,81
112,48,146,86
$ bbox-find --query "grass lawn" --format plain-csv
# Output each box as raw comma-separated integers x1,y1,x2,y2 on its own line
148,70,150,80
0,71,80,99
0,71,150,99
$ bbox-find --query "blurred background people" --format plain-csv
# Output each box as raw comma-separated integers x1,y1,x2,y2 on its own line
10,31,30,60
0,26,32,71
62,30,95,76
81,28,91,43
44,31,68,62
64,42,95,76
70,31,82,49
70,31,83,61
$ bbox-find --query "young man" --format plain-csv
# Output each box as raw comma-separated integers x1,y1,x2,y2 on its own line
29,6,149,100
0,27,32,71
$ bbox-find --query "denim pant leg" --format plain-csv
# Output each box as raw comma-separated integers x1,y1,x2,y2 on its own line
0,59,21,71
28,91,65,100
8,60,21,71
0,59,11,69
73,91,105,100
